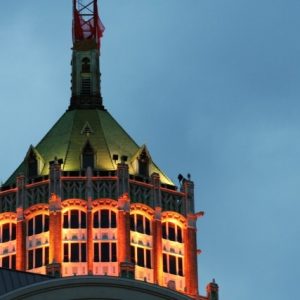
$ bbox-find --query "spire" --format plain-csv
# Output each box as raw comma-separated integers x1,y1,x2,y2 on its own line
69,0,105,111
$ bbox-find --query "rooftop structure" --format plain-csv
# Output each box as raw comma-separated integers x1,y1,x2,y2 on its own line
0,1,219,299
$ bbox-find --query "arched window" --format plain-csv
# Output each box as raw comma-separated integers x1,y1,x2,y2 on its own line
138,149,149,177
27,215,49,236
28,151,38,178
93,210,116,228
162,222,183,243
130,213,151,235
0,223,16,243
82,142,94,169
81,57,91,73
63,210,86,229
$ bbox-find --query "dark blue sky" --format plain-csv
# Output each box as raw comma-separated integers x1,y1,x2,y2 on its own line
0,1,300,299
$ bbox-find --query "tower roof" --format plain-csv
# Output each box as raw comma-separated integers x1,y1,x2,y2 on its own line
5,109,174,186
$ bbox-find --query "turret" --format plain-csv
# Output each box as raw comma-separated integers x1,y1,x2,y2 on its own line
69,0,105,110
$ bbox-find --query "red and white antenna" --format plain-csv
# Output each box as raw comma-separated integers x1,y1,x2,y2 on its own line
73,0,105,48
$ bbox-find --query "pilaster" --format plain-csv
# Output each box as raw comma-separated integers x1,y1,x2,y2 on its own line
184,214,199,297
117,193,131,265
16,175,26,271
86,167,94,274
182,179,195,215
153,207,163,285
48,160,62,275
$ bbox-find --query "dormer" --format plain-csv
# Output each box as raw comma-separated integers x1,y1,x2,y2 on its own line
25,146,44,179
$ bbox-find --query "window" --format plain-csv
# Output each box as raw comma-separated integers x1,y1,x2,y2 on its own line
27,247,49,270
94,242,117,262
1,223,16,243
93,210,116,228
27,215,49,236
130,214,151,235
63,210,86,229
163,253,183,276
81,78,91,96
1,255,16,269
162,222,183,243
131,246,151,269
82,142,94,169
63,243,86,262
81,57,91,73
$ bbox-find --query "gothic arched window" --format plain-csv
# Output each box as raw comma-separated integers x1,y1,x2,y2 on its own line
81,57,91,73
93,210,117,228
27,214,49,236
130,213,151,235
63,210,86,229
162,222,183,243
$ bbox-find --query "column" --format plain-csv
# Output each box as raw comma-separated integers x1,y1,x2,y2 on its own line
117,161,132,277
16,175,26,271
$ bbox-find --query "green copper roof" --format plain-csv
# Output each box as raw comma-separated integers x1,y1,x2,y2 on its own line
5,109,174,186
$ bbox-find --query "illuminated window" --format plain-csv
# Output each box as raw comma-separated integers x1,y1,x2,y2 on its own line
0,223,16,243
63,242,86,262
82,142,94,169
27,215,49,236
93,210,116,228
1,255,16,269
130,214,151,235
81,57,91,73
163,253,183,276
94,242,117,262
27,247,49,270
63,210,86,229
130,245,151,269
162,222,183,243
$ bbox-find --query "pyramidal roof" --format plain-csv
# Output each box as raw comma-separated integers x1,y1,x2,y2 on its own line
5,109,174,186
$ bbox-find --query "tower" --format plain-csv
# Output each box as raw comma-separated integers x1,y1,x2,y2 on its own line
0,1,218,299
69,0,104,110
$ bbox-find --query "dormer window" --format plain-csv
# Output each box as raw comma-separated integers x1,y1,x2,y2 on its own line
28,150,38,178
138,149,149,177
81,57,91,73
82,142,95,169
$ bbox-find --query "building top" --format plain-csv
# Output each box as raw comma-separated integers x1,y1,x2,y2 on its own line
3,0,174,187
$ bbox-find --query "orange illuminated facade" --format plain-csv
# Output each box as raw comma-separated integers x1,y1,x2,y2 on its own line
0,1,219,300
